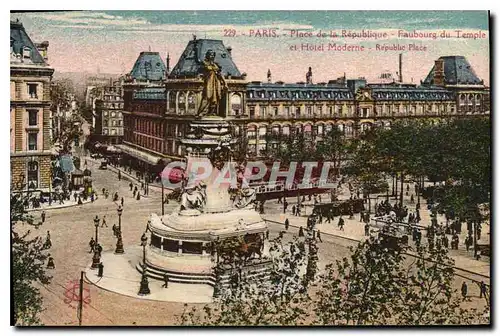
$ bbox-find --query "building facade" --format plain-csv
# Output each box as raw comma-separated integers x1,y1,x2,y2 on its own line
120,51,169,175
92,79,125,145
10,20,55,191
121,37,490,177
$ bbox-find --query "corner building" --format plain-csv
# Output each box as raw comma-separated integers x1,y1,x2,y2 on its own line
10,20,54,191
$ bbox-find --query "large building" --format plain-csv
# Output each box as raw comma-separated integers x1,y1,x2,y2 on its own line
10,20,55,191
92,78,125,145
119,51,168,176
120,36,490,179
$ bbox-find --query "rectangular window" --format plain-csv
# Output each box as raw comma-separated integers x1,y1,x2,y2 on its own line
28,132,37,151
261,106,267,116
274,107,279,116
285,106,290,115
249,107,255,118
27,84,38,99
28,110,38,126
27,161,38,189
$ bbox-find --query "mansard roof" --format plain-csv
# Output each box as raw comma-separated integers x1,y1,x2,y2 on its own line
246,82,353,101
133,87,166,100
422,56,483,86
10,20,47,65
169,38,242,78
130,52,167,81
370,86,455,101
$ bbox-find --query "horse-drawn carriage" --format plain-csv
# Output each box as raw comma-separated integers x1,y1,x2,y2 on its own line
313,198,365,217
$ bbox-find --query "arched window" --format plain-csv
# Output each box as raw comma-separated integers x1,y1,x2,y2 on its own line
231,94,241,116
475,94,481,106
178,93,186,114
168,91,176,113
459,94,466,106
188,93,196,112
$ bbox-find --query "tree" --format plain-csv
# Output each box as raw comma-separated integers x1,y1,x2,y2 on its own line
315,237,489,325
180,236,317,326
11,191,51,325
316,127,348,178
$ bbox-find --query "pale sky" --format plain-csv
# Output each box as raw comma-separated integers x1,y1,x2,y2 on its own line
11,11,490,85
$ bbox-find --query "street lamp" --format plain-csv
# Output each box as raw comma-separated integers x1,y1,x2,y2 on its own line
91,216,101,269
138,234,150,295
115,206,124,254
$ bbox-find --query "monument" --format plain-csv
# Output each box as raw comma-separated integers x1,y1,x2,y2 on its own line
138,50,271,293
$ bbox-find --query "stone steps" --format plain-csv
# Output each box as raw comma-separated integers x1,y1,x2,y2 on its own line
137,259,273,287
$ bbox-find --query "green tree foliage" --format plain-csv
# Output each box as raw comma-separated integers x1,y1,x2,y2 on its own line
11,192,51,325
180,234,488,326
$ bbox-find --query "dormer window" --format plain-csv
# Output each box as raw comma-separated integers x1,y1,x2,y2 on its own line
23,46,31,59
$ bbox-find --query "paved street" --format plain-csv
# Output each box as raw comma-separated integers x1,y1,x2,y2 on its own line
30,159,489,325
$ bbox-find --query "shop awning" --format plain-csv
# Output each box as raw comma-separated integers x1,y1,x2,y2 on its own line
116,144,168,166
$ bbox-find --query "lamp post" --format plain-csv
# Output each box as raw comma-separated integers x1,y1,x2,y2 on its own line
115,206,124,254
91,216,101,269
138,234,150,295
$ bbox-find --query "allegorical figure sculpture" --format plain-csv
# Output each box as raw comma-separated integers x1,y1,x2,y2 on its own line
197,50,228,117
234,187,257,209
180,181,207,211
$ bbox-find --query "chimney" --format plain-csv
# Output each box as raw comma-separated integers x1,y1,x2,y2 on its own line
267,69,272,83
399,53,403,83
166,52,170,73
433,58,445,86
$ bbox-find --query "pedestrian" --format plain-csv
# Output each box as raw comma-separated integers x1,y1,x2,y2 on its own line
461,281,468,300
285,218,289,231
292,205,296,216
480,281,487,299
338,217,344,231
133,189,137,197
96,243,103,255
121,197,124,207
410,194,414,204
298,226,304,237
102,188,106,195
129,182,133,191
277,197,282,204
118,170,121,181
137,193,141,200
318,195,322,203
74,193,78,202
162,273,169,288
475,249,481,261
90,193,95,203
364,223,370,236
47,256,55,269
89,237,95,253
98,262,104,277
283,200,288,214
101,215,108,228
265,230,269,240
41,210,46,223
297,205,302,216
465,235,472,251
317,230,323,242
112,224,118,237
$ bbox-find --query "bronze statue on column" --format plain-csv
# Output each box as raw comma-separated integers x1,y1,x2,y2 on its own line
197,50,228,117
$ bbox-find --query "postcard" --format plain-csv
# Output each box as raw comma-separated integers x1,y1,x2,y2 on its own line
10,10,490,327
